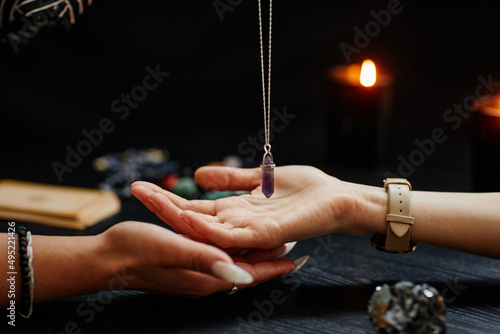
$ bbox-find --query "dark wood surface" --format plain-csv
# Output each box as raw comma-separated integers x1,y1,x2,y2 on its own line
4,196,500,334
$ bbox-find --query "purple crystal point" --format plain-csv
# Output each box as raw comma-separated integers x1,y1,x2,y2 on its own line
261,154,275,198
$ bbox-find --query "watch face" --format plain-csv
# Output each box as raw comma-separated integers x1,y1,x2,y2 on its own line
371,233,417,254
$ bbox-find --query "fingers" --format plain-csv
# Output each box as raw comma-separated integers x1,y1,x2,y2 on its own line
131,184,211,242
151,257,299,297
132,180,282,249
234,245,287,263
236,242,297,264
116,223,304,298
221,247,250,257
180,209,282,249
131,182,216,215
194,166,261,191
152,192,215,242
180,210,262,249
236,258,296,288
154,270,230,298
159,231,254,284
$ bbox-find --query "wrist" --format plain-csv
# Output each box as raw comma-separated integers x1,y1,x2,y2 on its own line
342,182,388,235
32,233,119,303
100,226,140,291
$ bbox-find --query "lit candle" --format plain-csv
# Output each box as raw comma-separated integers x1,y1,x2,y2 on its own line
472,95,500,191
360,59,377,87
326,60,393,167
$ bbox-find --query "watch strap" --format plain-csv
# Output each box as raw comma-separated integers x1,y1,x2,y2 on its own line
384,178,415,253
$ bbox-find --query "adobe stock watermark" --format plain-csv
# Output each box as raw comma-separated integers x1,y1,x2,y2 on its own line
339,0,407,64
213,0,244,22
237,106,297,161
384,74,500,179
47,269,135,334
51,64,170,182
228,235,341,334
440,278,467,304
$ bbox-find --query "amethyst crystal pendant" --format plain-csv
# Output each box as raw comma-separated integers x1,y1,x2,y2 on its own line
368,281,446,334
260,153,275,198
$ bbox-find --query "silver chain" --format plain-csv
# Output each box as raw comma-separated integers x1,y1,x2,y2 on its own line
258,0,272,149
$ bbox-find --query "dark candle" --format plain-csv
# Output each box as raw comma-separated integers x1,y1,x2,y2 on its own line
325,60,393,167
472,96,500,191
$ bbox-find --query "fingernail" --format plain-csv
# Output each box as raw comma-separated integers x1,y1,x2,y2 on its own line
291,255,309,273
212,261,254,284
148,198,160,211
279,241,297,257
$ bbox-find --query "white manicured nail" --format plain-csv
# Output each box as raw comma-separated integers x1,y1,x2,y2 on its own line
212,261,254,284
291,255,310,273
280,241,297,257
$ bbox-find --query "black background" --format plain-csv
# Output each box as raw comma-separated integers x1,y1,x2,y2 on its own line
1,0,500,190
2,3,500,333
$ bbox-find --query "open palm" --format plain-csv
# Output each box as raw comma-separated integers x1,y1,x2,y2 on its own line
131,166,361,249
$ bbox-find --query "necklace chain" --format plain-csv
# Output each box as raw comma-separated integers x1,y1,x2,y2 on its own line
258,0,272,148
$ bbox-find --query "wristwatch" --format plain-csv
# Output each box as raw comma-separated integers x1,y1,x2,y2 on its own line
371,178,417,253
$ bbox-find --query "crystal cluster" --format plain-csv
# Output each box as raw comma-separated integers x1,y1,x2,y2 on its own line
93,148,180,197
93,149,248,199
368,281,446,334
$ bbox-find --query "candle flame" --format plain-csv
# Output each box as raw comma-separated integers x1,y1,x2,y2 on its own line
360,59,377,87
479,95,500,118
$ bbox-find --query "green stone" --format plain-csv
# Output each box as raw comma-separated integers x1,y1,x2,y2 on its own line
173,177,197,199
203,190,234,200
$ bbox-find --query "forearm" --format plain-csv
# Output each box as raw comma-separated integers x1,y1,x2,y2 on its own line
353,182,500,258
411,191,500,258
1,233,119,308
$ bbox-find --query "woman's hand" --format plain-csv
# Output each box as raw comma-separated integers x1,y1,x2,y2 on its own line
131,166,386,250
102,221,298,298
1,220,299,308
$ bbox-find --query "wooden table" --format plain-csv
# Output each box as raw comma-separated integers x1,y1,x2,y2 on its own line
7,197,500,333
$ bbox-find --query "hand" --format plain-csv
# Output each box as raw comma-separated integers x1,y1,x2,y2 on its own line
131,166,382,250
102,221,297,297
